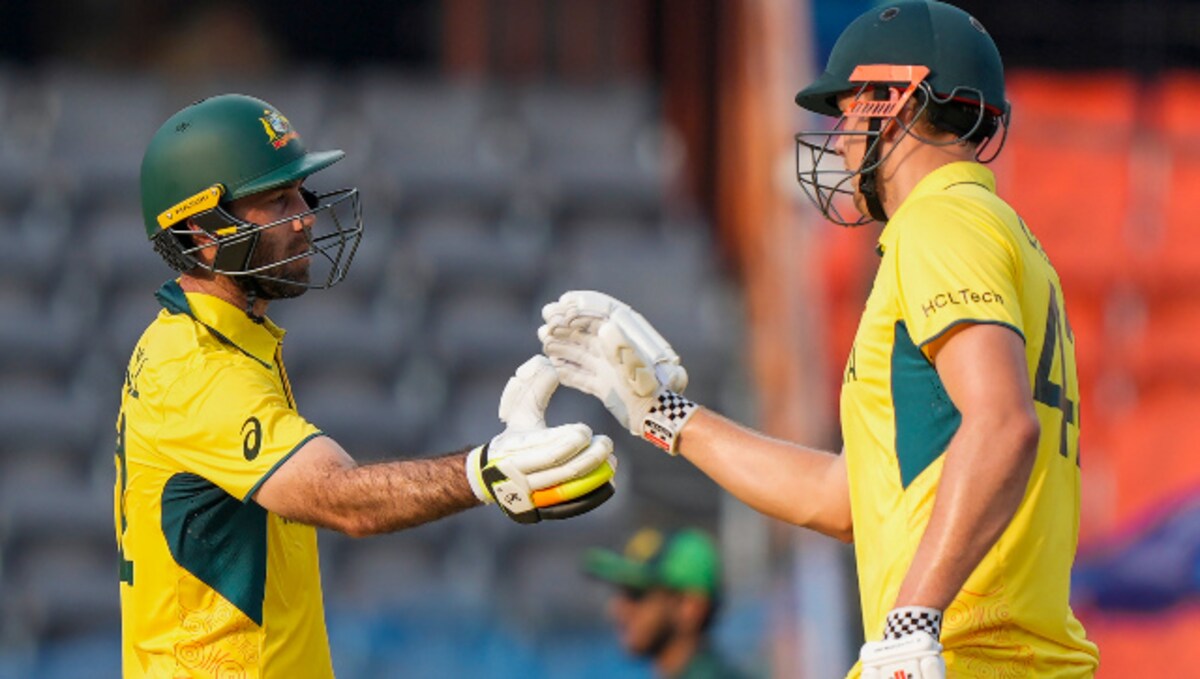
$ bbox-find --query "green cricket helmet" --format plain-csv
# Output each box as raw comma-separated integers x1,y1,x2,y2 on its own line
793,1,1010,226
796,0,1008,119
140,93,363,289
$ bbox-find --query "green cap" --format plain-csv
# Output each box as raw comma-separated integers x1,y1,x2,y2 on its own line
795,0,1008,119
583,528,720,596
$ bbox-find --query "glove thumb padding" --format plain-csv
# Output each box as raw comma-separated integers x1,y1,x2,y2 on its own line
499,355,558,430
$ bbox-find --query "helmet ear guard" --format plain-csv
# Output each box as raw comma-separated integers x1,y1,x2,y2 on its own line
154,182,260,275
922,94,995,142
912,85,1010,164
187,206,261,275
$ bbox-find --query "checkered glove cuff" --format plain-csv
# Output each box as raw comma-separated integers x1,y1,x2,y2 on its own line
883,606,942,641
641,390,698,455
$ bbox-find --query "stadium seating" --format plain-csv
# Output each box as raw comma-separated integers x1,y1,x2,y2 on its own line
1137,71,1200,289
996,71,1139,293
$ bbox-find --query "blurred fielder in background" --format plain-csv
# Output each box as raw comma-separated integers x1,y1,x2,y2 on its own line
583,527,750,679
540,1,1099,677
115,93,617,677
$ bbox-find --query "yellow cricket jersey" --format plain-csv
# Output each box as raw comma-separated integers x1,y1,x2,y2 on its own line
840,162,1099,677
114,280,334,678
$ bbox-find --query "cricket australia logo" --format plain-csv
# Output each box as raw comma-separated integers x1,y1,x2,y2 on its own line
259,109,298,149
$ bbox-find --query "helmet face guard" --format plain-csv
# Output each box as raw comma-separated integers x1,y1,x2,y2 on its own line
164,185,363,290
794,64,1008,227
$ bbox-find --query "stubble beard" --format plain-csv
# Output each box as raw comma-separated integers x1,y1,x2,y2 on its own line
240,233,312,300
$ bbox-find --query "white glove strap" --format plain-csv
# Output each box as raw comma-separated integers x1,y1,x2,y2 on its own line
465,445,491,503
641,390,699,455
884,606,942,641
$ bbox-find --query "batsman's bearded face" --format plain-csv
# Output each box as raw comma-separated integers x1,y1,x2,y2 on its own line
229,184,315,299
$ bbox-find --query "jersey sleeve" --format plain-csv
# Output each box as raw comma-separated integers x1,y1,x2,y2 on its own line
156,360,322,501
892,199,1024,347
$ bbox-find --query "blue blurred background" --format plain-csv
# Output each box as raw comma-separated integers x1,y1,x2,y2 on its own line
2,0,1200,676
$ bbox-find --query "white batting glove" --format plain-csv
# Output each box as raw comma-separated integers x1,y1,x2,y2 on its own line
466,355,617,524
539,291,697,454
860,607,946,679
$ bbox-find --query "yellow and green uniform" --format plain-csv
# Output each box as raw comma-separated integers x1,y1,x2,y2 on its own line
114,280,333,678
840,162,1099,677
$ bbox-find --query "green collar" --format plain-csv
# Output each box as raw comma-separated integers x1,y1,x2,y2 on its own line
155,279,285,368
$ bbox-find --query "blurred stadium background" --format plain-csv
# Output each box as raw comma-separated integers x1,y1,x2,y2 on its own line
1,0,1198,676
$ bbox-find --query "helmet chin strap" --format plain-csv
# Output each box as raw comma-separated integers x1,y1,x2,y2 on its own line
857,85,891,223
235,275,268,324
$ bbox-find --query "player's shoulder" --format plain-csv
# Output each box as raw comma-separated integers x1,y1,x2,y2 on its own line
892,189,1016,252
134,311,272,398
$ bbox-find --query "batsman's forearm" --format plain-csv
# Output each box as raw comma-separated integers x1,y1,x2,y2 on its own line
679,409,853,541
315,452,481,537
894,413,1039,611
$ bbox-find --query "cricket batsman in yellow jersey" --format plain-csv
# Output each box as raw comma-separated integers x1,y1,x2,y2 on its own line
117,94,620,677
536,1,1099,676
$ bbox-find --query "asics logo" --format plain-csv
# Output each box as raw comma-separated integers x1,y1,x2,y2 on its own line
242,416,262,460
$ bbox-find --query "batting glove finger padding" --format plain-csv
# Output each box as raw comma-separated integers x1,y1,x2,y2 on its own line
542,291,689,392
540,290,697,454
485,426,594,474
522,437,614,490
467,355,618,523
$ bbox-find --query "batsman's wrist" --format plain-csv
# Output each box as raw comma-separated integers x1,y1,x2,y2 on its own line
884,606,942,641
465,444,492,503
641,390,699,455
